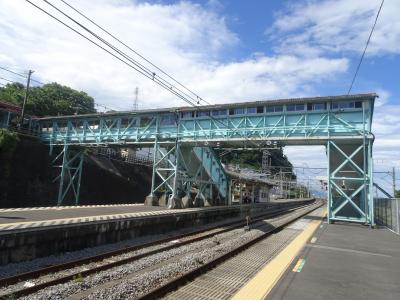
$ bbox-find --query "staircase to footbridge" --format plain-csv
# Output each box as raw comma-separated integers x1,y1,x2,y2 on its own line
28,93,377,225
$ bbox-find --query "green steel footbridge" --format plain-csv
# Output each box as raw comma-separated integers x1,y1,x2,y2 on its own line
28,93,376,225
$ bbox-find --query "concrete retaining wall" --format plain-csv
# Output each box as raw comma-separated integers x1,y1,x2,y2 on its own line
0,199,314,265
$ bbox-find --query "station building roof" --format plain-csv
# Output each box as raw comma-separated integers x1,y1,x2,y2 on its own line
38,93,377,121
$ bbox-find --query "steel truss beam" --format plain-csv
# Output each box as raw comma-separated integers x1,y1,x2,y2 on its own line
39,107,370,146
53,144,84,206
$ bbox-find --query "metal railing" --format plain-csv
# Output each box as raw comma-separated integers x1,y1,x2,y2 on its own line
374,198,400,234
92,147,153,166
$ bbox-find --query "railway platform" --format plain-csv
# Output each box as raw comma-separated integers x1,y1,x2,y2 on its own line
232,216,400,300
0,203,168,229
0,200,313,265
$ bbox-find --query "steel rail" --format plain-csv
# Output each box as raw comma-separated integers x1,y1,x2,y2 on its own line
0,202,306,286
0,200,315,298
138,200,323,300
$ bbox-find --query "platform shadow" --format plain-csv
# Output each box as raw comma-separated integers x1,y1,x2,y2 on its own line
302,215,325,221
0,216,26,220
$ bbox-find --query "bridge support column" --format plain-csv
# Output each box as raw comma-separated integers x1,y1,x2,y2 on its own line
147,144,227,208
327,140,374,225
53,144,84,206
147,141,181,207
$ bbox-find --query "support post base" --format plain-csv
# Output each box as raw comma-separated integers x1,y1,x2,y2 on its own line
168,196,183,209
204,198,213,207
144,195,158,206
181,195,193,208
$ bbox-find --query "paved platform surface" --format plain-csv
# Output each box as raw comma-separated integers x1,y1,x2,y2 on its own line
0,200,306,232
0,204,167,225
163,205,325,300
268,222,400,300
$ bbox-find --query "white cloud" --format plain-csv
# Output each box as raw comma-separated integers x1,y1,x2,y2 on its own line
267,0,400,191
269,0,400,57
373,103,400,163
284,146,327,168
1,0,398,193
0,0,348,110
374,88,390,107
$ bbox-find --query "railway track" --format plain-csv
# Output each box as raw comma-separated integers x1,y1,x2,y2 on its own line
0,199,321,299
138,200,323,300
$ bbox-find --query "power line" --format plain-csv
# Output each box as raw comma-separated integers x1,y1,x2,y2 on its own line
52,0,204,107
28,0,200,107
347,0,385,94
95,103,119,111
59,0,210,106
0,65,45,85
25,0,231,129
0,64,114,113
0,66,27,78
0,76,18,84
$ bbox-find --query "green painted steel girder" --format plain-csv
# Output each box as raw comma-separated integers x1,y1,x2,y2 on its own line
52,144,84,206
36,93,375,223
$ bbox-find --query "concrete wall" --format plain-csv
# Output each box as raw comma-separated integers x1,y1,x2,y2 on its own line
0,138,152,207
0,200,314,265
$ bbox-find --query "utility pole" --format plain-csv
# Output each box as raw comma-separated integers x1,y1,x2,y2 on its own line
393,167,397,198
262,150,271,176
20,70,33,129
133,87,139,111
280,167,283,198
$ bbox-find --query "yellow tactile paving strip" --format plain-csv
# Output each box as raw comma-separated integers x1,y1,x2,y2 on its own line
231,209,326,300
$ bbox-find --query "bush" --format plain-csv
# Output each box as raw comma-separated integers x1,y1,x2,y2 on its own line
0,129,19,177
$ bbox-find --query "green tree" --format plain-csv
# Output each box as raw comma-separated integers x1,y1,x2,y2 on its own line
0,82,96,117
216,148,294,178
395,190,400,198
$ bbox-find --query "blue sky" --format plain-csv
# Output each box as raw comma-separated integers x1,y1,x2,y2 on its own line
0,0,399,193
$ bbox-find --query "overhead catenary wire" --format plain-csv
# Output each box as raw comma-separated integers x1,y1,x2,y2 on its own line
26,0,230,128
23,3,188,108
46,1,199,108
95,103,121,112
31,0,199,107
347,0,385,94
59,0,211,106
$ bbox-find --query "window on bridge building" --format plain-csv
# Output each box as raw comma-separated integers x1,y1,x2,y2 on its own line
247,107,257,114
266,105,283,113
286,104,305,112
247,106,265,114
181,111,194,119
307,103,326,111
229,107,245,115
331,101,362,110
198,111,210,117
212,109,227,116
161,114,176,126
